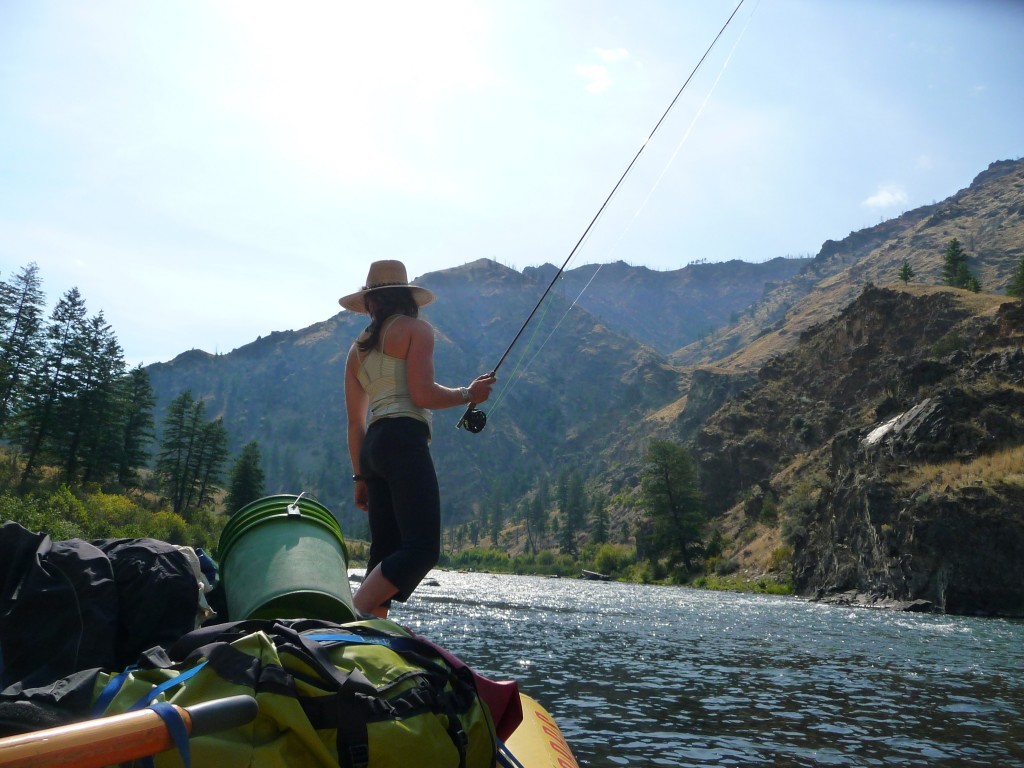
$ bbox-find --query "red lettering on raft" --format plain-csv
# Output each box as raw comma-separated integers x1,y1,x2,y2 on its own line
531,707,579,767
534,709,556,726
551,739,576,760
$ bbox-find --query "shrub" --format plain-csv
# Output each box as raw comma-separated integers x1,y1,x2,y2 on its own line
714,558,740,576
768,545,793,572
931,331,963,358
590,543,634,577
0,487,225,552
0,490,85,541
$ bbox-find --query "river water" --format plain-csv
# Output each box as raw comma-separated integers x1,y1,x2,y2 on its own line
392,570,1024,768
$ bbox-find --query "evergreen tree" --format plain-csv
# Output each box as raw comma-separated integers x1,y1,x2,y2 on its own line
639,439,704,573
477,502,489,545
192,421,229,518
558,470,587,556
14,288,89,490
898,259,914,284
556,469,569,515
1008,255,1024,299
62,312,126,484
156,391,228,518
557,511,576,555
487,481,503,545
226,440,266,514
489,505,502,546
187,418,229,516
116,367,156,486
940,238,978,289
0,263,46,434
156,390,199,512
524,476,550,554
591,494,609,545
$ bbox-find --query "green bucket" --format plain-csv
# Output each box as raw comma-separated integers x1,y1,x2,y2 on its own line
218,493,356,622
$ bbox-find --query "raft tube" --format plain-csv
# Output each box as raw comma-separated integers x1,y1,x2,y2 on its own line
502,694,579,768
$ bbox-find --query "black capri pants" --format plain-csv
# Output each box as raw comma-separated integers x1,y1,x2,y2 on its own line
359,416,441,602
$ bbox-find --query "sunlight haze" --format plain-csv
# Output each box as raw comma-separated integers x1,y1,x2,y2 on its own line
1,0,1021,365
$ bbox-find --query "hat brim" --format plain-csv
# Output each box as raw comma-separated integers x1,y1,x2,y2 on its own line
338,284,436,313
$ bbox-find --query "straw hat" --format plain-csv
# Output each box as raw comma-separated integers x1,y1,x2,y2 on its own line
338,260,436,313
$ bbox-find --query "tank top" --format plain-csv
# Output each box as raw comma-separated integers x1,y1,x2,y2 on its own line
356,316,432,435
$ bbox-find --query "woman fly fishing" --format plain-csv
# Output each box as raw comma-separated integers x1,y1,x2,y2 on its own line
341,260,495,618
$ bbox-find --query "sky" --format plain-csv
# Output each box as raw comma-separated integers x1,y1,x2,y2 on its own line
1,0,1022,366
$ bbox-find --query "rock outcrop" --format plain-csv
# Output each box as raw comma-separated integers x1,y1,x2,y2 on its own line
698,286,1024,616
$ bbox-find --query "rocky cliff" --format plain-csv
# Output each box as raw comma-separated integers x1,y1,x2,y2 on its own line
696,286,1024,616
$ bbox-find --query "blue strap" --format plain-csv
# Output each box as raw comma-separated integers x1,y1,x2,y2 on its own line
497,740,526,768
91,665,138,717
129,661,209,712
147,701,192,768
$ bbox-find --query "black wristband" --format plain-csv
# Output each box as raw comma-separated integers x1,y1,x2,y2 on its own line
352,474,364,482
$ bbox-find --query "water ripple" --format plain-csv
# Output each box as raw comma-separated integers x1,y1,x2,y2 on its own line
401,571,1024,767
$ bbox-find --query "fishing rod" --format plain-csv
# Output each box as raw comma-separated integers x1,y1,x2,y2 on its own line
457,0,747,434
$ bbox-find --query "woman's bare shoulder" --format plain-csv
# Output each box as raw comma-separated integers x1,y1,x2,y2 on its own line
391,314,433,336
382,314,432,357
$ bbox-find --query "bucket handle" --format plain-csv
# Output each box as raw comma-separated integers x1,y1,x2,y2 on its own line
287,492,308,517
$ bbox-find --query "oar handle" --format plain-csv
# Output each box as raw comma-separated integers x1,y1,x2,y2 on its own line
0,695,258,768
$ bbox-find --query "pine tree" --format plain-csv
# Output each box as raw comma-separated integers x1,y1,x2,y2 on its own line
487,481,503,546
226,441,267,514
190,419,229,514
0,263,46,434
156,390,199,513
116,366,156,487
558,470,587,556
941,239,968,286
1007,255,1024,299
156,391,228,518
14,288,89,490
940,238,980,289
525,475,550,554
639,439,704,573
590,495,609,545
898,259,914,284
63,312,126,484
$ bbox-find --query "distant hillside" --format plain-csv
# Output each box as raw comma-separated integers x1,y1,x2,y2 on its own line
525,257,810,355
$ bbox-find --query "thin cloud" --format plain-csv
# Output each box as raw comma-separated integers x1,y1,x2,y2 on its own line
577,48,628,93
596,47,629,62
863,184,908,209
577,63,612,93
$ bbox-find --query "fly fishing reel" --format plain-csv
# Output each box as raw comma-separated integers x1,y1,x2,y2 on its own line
456,406,487,434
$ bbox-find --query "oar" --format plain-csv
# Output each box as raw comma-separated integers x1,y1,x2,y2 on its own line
0,694,258,768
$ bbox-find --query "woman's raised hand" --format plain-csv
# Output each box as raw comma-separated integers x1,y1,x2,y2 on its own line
468,373,496,404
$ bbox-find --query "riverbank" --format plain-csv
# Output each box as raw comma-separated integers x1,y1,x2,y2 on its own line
348,541,794,597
